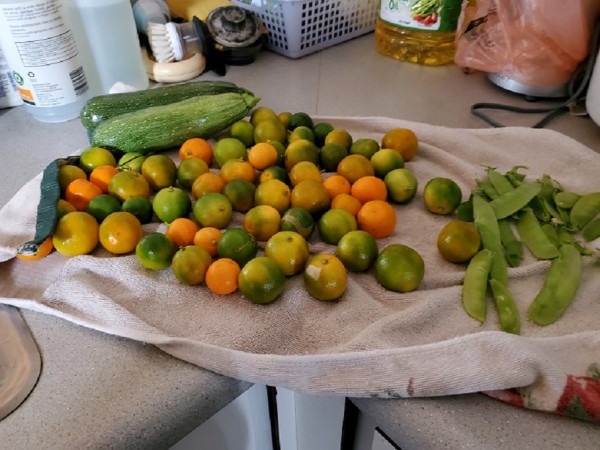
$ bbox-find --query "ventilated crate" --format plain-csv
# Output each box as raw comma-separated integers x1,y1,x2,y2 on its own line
232,0,379,59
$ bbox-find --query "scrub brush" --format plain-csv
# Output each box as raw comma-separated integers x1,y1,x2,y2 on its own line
147,20,200,63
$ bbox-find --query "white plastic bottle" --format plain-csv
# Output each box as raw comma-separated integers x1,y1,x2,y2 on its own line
0,0,92,122
65,0,149,96
0,44,23,108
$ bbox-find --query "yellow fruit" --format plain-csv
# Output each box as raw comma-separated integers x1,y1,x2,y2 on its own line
303,254,347,301
108,170,151,202
238,256,286,304
52,211,99,257
437,221,481,263
265,231,310,276
370,149,404,179
255,179,291,214
141,154,177,191
213,137,248,168
337,154,374,184
117,152,145,172
384,168,418,204
289,160,322,186
374,244,424,292
58,164,86,193
254,118,288,145
284,139,319,171
79,146,116,174
250,106,278,127
152,186,192,224
177,157,209,191
324,129,353,150
99,211,143,255
290,179,330,216
243,204,281,241
220,159,256,184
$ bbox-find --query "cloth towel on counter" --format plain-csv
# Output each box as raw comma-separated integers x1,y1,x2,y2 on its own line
1,117,599,423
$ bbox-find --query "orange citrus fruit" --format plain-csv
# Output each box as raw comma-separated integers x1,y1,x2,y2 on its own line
205,258,241,294
322,175,351,200
178,137,213,166
220,159,256,184
248,141,279,170
254,179,291,214
289,160,322,186
191,171,226,199
330,193,362,217
193,226,222,257
108,170,151,202
58,164,87,193
337,154,374,184
89,165,120,194
381,128,419,162
290,179,330,216
243,204,281,242
357,200,397,239
350,176,388,204
64,178,103,211
165,217,199,247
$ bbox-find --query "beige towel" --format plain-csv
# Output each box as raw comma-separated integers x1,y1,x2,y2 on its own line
1,117,599,421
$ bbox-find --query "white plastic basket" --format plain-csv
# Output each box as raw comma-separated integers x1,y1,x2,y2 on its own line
231,0,379,59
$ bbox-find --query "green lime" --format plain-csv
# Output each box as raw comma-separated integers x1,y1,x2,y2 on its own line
288,112,314,130
238,256,286,304
270,140,287,167
136,232,177,270
313,122,334,147
230,120,255,147
86,194,121,222
374,244,425,292
423,177,462,215
79,146,117,174
177,157,209,191
171,245,212,285
223,178,256,212
280,207,315,239
58,164,87,193
384,168,418,204
258,165,290,185
324,129,353,150
350,138,380,160
317,208,357,245
254,118,288,145
371,149,404,179
319,143,348,173
121,196,153,224
217,228,258,267
285,139,320,171
213,137,248,168
152,186,192,224
288,125,315,143
141,154,177,192
192,192,232,229
336,230,379,272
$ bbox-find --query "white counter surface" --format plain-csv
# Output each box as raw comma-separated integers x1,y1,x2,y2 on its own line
1,34,599,448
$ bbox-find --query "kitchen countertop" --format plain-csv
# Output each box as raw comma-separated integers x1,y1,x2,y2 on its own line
1,33,599,448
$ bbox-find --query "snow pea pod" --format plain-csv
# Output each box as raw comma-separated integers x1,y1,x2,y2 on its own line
489,182,542,219
554,191,581,209
486,167,514,195
570,192,600,231
498,219,523,267
489,278,520,335
462,249,492,322
472,195,508,285
582,217,600,242
528,244,581,326
516,208,560,260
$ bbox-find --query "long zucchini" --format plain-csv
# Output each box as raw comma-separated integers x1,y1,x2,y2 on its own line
80,80,253,132
90,92,260,153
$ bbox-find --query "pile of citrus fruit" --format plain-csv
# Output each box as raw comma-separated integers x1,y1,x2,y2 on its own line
23,107,466,304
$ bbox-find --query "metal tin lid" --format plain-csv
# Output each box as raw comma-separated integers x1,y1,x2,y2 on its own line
206,6,263,48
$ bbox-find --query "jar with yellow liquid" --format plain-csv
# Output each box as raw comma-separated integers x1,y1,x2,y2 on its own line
375,0,464,66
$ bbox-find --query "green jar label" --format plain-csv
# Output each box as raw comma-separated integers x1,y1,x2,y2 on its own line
380,0,463,32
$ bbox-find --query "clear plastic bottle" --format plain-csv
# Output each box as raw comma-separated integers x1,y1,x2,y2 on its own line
65,0,149,96
0,0,92,122
0,44,23,109
375,0,463,66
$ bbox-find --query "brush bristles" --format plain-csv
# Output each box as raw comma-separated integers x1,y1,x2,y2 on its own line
147,22,177,63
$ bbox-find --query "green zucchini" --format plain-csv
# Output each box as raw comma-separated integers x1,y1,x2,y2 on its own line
90,92,260,153
80,80,253,132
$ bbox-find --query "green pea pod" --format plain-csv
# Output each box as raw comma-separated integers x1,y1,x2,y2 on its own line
570,192,600,231
528,244,581,326
486,167,514,195
516,208,560,260
554,191,581,209
462,249,492,322
472,195,508,285
498,219,523,267
489,182,542,219
541,223,560,248
489,279,521,335
504,166,528,187
582,217,600,242
476,178,499,200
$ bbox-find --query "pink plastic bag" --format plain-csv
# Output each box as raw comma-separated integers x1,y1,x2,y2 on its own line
454,0,600,87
